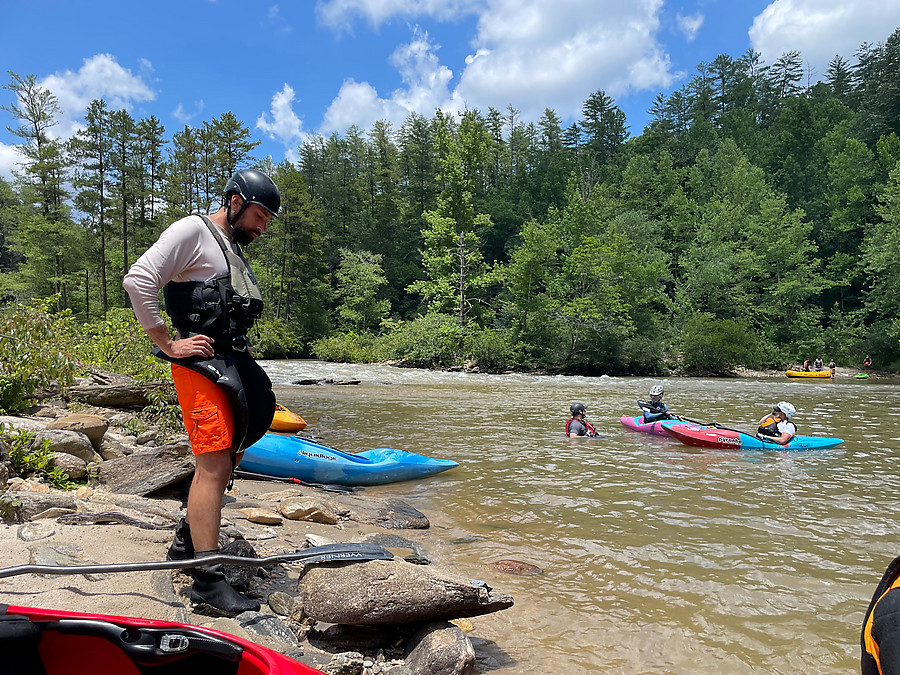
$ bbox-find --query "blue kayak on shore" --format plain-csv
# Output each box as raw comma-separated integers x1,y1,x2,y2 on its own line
241,433,459,486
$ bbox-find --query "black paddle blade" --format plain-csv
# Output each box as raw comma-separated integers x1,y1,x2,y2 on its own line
0,543,394,579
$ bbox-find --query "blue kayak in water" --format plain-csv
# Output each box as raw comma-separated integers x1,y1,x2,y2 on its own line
241,433,459,486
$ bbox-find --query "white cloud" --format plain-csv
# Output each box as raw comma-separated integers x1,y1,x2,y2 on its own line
750,0,900,75
0,143,23,183
172,101,206,126
677,12,704,42
318,0,676,134
38,54,156,138
264,5,293,33
321,27,453,133
257,84,310,147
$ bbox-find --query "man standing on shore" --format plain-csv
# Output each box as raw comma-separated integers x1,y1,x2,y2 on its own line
123,169,280,613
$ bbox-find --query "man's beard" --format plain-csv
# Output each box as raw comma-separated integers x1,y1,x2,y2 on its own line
233,225,255,246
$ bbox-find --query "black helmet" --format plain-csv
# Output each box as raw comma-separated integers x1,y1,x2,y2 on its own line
225,169,281,216
570,402,587,416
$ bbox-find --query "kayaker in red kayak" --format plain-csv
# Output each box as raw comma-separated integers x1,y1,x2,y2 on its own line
756,401,797,445
566,403,599,437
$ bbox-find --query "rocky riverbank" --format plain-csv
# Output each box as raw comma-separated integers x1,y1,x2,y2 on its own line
0,376,517,675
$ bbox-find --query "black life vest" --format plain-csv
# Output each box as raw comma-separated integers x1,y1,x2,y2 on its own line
757,414,781,437
163,216,263,342
862,554,900,675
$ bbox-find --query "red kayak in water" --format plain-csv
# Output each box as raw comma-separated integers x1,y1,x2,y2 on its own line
0,603,323,675
661,423,844,450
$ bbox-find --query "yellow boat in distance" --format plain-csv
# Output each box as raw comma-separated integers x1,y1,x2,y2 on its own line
786,369,833,378
269,403,307,432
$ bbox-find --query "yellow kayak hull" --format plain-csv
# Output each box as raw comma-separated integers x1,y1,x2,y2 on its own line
786,369,833,378
270,404,307,432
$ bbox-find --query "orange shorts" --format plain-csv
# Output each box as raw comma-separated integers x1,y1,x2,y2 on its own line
171,363,234,455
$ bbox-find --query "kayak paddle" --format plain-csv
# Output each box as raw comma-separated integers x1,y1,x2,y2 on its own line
0,542,393,579
233,469,360,493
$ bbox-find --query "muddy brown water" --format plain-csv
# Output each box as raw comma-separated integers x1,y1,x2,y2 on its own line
262,360,899,674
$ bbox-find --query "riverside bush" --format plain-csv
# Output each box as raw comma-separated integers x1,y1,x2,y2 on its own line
377,314,464,368
3,424,76,490
0,298,77,412
681,314,761,374
70,307,169,382
311,332,378,363
252,318,305,359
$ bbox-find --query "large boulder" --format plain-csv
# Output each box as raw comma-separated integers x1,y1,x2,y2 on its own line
325,493,430,530
31,429,101,465
47,414,109,451
50,452,87,480
297,559,514,626
93,441,194,495
404,621,475,675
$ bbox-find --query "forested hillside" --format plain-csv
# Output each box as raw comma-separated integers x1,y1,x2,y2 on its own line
2,29,900,374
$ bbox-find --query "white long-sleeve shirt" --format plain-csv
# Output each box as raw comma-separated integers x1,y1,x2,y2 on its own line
123,215,233,330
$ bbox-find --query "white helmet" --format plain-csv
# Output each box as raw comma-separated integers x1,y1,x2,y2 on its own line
649,385,664,397
775,401,796,420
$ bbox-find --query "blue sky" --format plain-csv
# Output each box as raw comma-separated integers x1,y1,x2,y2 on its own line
1,0,898,181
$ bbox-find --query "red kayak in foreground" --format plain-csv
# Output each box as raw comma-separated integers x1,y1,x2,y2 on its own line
1,603,322,675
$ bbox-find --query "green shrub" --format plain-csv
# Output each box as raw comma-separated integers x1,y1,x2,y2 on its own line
0,298,77,412
465,328,520,372
376,315,464,368
252,318,305,359
311,332,379,363
69,307,169,382
681,313,761,374
3,424,76,490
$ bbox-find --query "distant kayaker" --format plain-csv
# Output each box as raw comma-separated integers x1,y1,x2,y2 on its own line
638,384,673,423
756,401,796,445
123,169,281,615
803,359,811,372
814,357,824,371
864,355,873,371
567,403,599,438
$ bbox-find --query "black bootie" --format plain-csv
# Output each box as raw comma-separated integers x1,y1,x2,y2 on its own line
190,549,260,615
166,517,194,561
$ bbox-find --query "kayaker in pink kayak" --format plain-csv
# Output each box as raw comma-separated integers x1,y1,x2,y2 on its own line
638,384,676,423
756,401,797,445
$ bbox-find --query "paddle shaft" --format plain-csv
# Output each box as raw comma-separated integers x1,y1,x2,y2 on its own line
712,423,782,445
233,469,358,493
0,543,393,579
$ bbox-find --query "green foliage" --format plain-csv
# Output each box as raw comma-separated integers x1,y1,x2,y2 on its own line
143,387,183,439
335,249,391,331
377,314,465,368
465,328,520,372
0,298,77,413
310,331,379,364
69,308,170,381
681,314,761,374
3,424,76,490
252,318,305,359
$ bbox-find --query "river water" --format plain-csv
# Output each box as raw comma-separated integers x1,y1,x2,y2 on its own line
260,360,899,674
